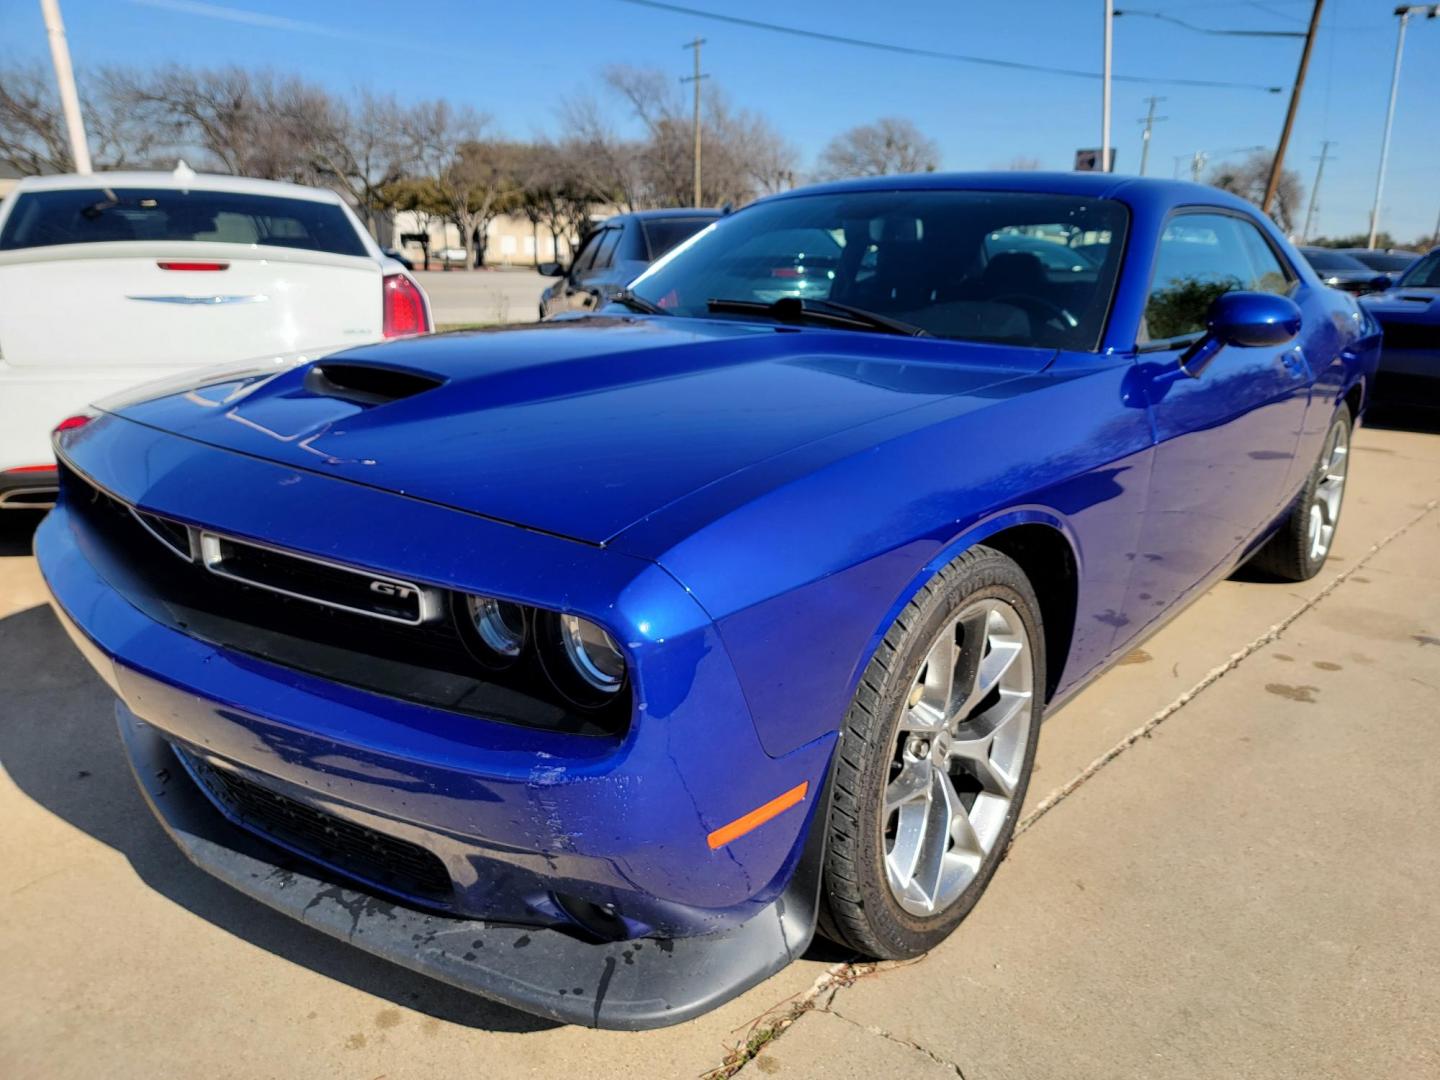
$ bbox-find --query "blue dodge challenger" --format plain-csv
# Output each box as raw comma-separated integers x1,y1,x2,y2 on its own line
36,173,1378,1028
1361,246,1440,406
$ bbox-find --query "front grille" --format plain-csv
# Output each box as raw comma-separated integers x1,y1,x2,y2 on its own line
181,749,453,903
1377,319,1438,352
198,531,438,625
57,463,626,736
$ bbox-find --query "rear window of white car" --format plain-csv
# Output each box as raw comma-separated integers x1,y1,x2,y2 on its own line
0,187,369,257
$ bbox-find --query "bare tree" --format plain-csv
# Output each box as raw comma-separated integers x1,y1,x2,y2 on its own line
1209,151,1305,234
574,66,799,209
0,61,161,173
815,117,940,180
515,142,594,265
556,95,646,211
0,62,73,174
1003,155,1043,171
308,91,412,238
109,66,337,181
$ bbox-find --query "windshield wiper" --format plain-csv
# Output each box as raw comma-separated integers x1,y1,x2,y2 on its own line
706,296,930,337
610,289,669,316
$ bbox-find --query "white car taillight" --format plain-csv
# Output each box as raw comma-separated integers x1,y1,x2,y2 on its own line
382,274,430,338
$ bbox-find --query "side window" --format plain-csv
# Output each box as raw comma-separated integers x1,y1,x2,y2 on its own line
591,228,623,272
1143,213,1295,343
569,230,604,277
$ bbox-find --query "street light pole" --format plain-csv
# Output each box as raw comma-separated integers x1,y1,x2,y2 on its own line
1262,0,1324,216
1368,6,1438,249
1102,0,1114,172
39,0,91,174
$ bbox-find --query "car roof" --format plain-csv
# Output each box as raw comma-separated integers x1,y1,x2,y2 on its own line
10,167,346,205
610,208,724,224
756,171,1261,216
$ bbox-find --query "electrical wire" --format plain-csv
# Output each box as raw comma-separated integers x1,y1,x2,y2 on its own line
609,0,1285,92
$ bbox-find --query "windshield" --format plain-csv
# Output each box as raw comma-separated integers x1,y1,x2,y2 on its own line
1397,250,1440,289
628,190,1129,351
0,187,369,257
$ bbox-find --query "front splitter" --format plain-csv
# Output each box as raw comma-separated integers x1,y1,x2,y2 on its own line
115,701,826,1030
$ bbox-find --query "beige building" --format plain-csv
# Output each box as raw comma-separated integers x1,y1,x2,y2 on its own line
388,210,597,268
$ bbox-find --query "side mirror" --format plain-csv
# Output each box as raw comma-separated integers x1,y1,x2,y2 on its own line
1179,290,1302,378
1367,274,1392,293
537,262,564,278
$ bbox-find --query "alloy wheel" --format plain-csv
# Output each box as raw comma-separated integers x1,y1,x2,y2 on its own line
883,598,1034,917
1307,421,1350,561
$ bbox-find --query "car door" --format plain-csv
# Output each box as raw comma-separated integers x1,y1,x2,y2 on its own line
1126,210,1311,623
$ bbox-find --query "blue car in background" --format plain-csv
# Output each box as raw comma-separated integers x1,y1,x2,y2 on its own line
1362,247,1440,407
36,173,1378,1028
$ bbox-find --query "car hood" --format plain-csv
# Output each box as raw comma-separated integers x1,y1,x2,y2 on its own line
1362,287,1440,318
106,316,1047,545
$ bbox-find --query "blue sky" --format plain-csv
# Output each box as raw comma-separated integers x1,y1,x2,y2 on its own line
4,0,1436,242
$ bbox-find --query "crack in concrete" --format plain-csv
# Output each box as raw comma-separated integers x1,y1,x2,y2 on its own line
826,1005,969,1077
1014,497,1438,839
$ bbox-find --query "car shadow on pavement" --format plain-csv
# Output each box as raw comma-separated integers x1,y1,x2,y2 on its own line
0,601,558,1033
1,511,45,556
1365,405,1440,436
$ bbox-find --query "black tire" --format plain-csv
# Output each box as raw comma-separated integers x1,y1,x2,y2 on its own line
1248,407,1352,583
819,545,1045,959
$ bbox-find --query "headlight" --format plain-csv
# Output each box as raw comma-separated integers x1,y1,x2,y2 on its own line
559,614,626,692
466,595,527,657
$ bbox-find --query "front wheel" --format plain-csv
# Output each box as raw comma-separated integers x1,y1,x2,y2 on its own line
819,546,1044,959
1249,408,1352,582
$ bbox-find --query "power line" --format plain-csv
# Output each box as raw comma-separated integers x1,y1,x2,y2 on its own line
610,0,1285,93
1114,8,1306,36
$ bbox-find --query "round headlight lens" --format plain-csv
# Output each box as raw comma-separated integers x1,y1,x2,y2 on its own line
559,614,625,691
466,595,527,657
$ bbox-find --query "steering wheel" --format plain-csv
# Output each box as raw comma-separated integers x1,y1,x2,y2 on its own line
990,293,1078,330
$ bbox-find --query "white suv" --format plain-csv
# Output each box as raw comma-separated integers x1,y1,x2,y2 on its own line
0,165,432,510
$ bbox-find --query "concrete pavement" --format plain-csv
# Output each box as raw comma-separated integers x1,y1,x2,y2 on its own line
2,418,1437,1079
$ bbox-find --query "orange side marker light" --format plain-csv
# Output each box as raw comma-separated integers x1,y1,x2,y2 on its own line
706,781,809,850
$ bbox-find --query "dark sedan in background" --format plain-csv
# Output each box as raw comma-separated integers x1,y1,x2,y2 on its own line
538,208,720,318
1362,247,1440,406
1342,248,1419,276
1299,246,1394,296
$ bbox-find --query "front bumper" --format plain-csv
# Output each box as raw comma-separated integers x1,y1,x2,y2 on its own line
108,698,823,1029
36,413,836,1026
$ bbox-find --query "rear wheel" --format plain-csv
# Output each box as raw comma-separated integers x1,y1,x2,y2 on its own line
820,546,1044,959
1250,408,1351,582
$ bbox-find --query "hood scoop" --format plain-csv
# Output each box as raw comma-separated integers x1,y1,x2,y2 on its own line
303,362,445,406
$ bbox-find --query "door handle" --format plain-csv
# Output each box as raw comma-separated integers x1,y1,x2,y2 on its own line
1279,346,1309,377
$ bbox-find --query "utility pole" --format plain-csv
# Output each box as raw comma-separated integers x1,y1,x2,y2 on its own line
1301,140,1335,243
681,37,708,208
1369,6,1438,249
1263,0,1324,215
39,0,91,174
1137,96,1168,176
1101,0,1114,172
1190,150,1207,182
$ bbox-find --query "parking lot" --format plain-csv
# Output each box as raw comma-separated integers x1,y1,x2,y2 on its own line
3,412,1436,1080
414,269,550,328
